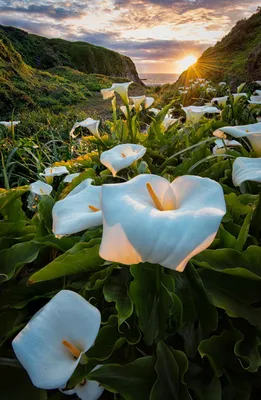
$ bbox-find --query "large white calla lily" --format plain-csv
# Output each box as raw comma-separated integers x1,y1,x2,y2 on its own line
52,178,102,235
40,166,69,178
145,97,154,108
61,366,104,400
70,118,100,139
182,105,220,123
30,180,52,196
100,144,146,177
99,174,226,272
213,139,242,155
130,95,146,112
0,120,20,128
249,96,261,106
12,290,101,390
64,173,81,183
101,82,133,105
232,157,261,186
216,122,261,155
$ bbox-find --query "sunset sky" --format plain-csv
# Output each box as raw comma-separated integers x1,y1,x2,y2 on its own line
0,0,260,73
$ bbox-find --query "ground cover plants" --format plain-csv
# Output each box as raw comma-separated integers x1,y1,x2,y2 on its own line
2,79,261,399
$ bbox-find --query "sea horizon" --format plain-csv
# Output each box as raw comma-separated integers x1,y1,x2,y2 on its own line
139,72,180,86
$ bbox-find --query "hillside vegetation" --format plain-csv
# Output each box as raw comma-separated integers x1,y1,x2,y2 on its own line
162,8,261,98
0,26,142,118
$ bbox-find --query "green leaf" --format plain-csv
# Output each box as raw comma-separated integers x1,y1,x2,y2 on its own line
0,366,47,400
173,263,217,356
150,341,191,400
189,377,222,400
38,196,55,231
29,241,103,283
87,357,156,400
234,209,253,251
0,309,27,346
0,186,29,213
103,268,133,326
0,241,42,283
198,329,241,377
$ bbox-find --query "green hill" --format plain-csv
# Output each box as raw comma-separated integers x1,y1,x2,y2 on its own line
0,25,142,118
0,25,141,83
174,8,261,87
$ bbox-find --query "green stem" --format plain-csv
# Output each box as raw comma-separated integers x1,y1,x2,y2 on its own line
222,139,232,170
0,357,22,369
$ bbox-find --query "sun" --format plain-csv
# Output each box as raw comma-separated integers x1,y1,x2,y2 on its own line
175,55,197,73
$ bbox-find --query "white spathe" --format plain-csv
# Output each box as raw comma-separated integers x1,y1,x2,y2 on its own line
0,121,20,128
70,118,100,139
162,116,178,132
101,82,133,105
120,105,134,118
216,122,261,155
213,139,242,155
64,173,81,183
219,82,227,86
40,166,69,178
62,366,104,400
30,180,52,196
182,105,220,123
254,90,261,96
99,174,226,272
130,95,146,112
52,178,102,235
249,95,261,106
150,108,161,115
211,96,228,107
255,81,261,87
100,144,146,177
12,290,101,390
232,157,261,186
145,97,154,108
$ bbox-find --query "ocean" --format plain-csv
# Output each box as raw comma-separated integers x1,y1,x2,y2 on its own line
139,73,179,86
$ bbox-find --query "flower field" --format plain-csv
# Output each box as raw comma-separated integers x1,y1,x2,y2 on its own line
1,79,261,399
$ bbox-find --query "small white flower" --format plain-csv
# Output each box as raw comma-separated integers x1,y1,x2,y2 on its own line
100,88,115,100
182,105,220,123
40,166,69,178
70,118,100,139
219,82,227,86
212,139,242,154
64,173,81,183
0,121,20,128
120,105,134,118
52,179,102,235
145,97,154,108
30,180,52,196
100,144,146,177
12,290,101,390
101,82,133,105
130,95,146,112
149,108,161,115
61,366,104,400
162,116,178,132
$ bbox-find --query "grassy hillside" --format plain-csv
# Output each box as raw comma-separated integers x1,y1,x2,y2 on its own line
0,28,138,118
0,25,141,84
167,9,261,91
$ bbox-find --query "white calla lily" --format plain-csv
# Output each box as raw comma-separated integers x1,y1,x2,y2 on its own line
64,173,81,183
30,180,52,196
120,105,134,118
217,122,261,155
211,96,228,107
130,95,146,112
100,144,146,177
12,290,101,390
233,93,248,102
0,120,20,128
254,90,261,96
182,105,220,123
40,166,69,178
100,88,115,100
70,118,100,139
232,157,261,186
162,116,178,132
213,139,242,154
101,82,133,105
99,174,226,272
52,179,102,235
255,81,261,87
61,366,104,400
145,97,154,108
150,108,161,115
219,82,227,86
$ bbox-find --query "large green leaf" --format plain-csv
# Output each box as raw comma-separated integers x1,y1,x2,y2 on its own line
0,241,43,283
173,263,217,356
188,377,222,400
0,308,27,346
87,357,156,400
29,240,103,283
150,341,191,400
103,267,133,326
0,186,29,212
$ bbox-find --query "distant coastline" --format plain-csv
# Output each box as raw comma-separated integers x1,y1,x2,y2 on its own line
139,73,179,86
